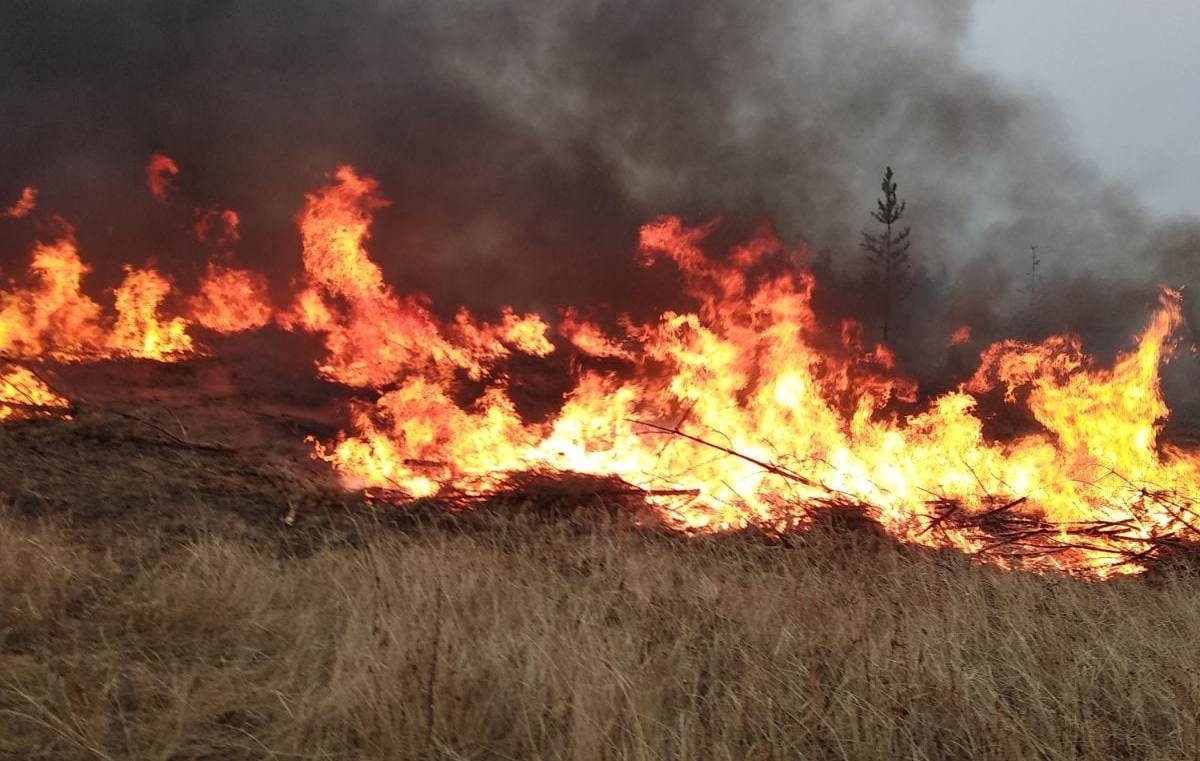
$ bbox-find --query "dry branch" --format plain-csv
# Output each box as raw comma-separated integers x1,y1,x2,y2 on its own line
630,418,825,490
0,400,76,416
631,418,1200,571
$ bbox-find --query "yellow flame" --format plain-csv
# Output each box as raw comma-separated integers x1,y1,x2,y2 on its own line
108,267,194,359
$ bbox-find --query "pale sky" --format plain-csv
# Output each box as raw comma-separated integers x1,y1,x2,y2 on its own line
968,0,1200,218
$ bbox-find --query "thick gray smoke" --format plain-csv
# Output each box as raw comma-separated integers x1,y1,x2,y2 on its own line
1,1,1196,379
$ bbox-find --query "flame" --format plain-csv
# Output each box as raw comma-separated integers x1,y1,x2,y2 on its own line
289,170,1200,574
0,236,106,360
948,325,971,347
560,308,635,360
194,209,241,249
2,186,37,219
0,364,69,421
189,197,269,334
190,263,273,333
10,159,1200,575
281,165,551,386
108,267,195,359
0,233,199,363
146,153,179,203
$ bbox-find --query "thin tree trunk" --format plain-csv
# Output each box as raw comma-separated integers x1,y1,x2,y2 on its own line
882,222,892,343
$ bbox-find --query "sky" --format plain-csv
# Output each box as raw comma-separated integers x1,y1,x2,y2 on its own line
968,0,1200,218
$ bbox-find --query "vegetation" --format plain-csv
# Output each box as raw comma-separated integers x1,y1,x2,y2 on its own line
861,166,913,343
3,408,1200,760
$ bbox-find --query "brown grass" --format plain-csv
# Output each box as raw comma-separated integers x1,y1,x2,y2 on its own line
3,410,1200,759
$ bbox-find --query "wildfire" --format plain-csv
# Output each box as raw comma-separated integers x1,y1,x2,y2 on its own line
291,166,1200,574
7,160,1200,575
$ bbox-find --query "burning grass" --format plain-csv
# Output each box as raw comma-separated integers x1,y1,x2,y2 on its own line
8,160,1200,575
4,409,1200,759
0,362,70,422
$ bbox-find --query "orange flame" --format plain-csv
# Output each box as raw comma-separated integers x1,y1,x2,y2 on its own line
290,172,1200,574
281,165,551,386
0,233,199,363
9,159,1200,575
146,153,179,203
948,325,971,347
190,263,273,334
0,236,106,360
108,267,195,359
2,186,37,219
560,308,635,360
0,365,70,422
194,209,240,249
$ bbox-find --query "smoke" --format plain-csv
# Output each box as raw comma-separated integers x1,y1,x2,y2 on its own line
0,1,1195,369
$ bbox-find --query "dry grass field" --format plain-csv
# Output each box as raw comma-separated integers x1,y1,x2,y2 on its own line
4,404,1200,760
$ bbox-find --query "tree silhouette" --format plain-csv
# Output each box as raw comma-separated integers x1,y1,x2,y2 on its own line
860,166,912,344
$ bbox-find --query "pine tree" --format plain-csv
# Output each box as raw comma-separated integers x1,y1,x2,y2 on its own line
860,166,912,344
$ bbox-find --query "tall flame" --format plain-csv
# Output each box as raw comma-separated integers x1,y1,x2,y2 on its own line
108,267,194,359
281,165,551,386
0,236,105,360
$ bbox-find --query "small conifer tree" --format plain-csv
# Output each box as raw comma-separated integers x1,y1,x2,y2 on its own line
860,166,912,343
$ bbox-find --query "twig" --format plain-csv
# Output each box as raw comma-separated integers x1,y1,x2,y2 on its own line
0,399,75,415
0,355,59,391
106,409,238,454
630,418,824,490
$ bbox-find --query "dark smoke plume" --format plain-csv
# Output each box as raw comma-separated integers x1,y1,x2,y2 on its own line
1,1,1196,382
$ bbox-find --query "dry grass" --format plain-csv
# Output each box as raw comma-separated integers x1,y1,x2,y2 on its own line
5,512,1200,759
3,411,1200,759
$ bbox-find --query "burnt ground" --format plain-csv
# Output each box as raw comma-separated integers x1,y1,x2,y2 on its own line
2,330,354,547
0,333,681,558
